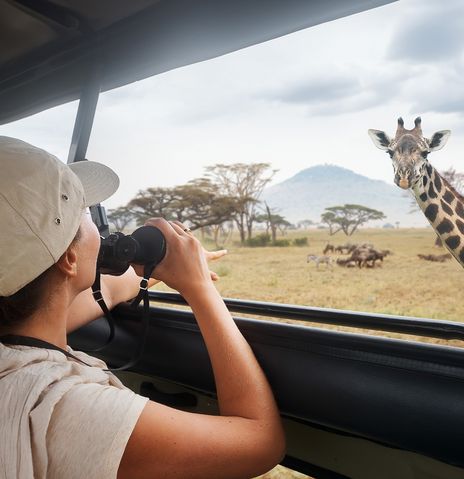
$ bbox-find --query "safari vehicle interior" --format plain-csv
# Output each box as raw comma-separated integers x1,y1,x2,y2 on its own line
2,1,464,478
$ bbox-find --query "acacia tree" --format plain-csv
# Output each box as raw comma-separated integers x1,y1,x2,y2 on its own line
126,180,239,232
175,179,239,231
256,202,290,243
297,219,314,230
205,163,276,244
321,204,385,236
320,211,341,236
128,187,181,225
210,221,234,248
442,167,464,191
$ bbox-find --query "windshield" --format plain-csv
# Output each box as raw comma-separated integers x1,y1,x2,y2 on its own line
2,0,463,336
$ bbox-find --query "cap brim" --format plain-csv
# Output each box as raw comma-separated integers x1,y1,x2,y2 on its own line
68,161,120,207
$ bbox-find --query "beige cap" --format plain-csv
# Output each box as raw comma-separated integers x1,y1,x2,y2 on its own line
0,136,120,296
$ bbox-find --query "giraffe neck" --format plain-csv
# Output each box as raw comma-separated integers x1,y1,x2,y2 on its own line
412,163,464,267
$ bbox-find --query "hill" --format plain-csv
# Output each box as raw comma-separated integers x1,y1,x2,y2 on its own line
261,165,427,227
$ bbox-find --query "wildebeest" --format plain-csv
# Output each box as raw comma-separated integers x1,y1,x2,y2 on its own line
323,243,335,254
336,257,356,268
344,246,390,268
334,242,356,254
417,253,452,263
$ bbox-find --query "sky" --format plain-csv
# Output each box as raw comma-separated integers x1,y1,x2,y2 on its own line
1,0,464,211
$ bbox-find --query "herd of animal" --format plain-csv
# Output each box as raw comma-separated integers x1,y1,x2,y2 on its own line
306,242,453,270
307,243,391,269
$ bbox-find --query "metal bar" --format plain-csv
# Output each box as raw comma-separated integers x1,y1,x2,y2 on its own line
148,291,464,341
67,69,100,164
66,67,110,236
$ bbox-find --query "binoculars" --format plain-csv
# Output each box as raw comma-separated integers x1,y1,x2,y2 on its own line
97,225,166,276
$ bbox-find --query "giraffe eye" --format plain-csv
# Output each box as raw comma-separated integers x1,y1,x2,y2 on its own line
421,151,429,159
387,149,394,158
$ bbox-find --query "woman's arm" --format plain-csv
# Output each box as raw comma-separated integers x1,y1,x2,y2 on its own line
118,219,285,479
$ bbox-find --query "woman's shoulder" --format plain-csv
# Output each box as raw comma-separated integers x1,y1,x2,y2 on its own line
0,342,120,393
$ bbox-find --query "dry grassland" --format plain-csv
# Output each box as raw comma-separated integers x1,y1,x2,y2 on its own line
155,227,464,347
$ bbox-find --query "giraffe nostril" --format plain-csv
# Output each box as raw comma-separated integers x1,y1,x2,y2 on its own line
399,178,410,189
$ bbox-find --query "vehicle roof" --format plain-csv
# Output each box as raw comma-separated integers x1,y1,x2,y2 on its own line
0,0,395,125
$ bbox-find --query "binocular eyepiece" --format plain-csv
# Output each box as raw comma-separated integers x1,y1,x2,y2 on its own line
97,225,166,276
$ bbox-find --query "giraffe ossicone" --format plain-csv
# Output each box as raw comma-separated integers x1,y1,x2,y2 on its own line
367,118,464,268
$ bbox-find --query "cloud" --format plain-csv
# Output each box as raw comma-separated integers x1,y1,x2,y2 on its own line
258,74,365,116
387,1,464,64
257,65,414,117
256,1,464,119
402,60,464,117
418,95,464,117
270,76,359,104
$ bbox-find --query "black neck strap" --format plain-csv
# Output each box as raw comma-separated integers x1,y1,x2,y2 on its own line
0,334,96,369
86,263,156,371
89,271,115,351
111,263,155,371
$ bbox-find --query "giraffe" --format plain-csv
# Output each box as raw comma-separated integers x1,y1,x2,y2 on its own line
366,117,464,265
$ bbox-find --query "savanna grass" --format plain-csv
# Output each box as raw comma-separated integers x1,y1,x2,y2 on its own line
154,227,464,347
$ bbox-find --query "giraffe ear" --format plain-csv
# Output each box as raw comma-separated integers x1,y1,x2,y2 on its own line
428,130,451,151
368,129,391,150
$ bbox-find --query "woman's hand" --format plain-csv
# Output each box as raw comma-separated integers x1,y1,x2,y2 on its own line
137,218,225,297
170,220,227,265
195,239,227,282
205,248,227,265
131,220,227,284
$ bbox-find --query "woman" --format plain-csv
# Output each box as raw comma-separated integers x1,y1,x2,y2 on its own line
0,136,285,479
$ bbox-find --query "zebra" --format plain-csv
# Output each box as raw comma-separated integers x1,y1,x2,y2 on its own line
306,254,333,270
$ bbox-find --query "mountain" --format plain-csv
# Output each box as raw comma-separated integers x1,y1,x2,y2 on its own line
261,165,427,227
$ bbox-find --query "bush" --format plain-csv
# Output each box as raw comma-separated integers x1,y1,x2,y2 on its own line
272,239,290,247
293,237,308,247
245,233,271,247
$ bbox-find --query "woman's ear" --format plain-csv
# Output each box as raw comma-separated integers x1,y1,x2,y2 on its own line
55,244,78,278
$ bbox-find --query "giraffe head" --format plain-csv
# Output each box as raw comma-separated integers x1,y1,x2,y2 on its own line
368,117,451,189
